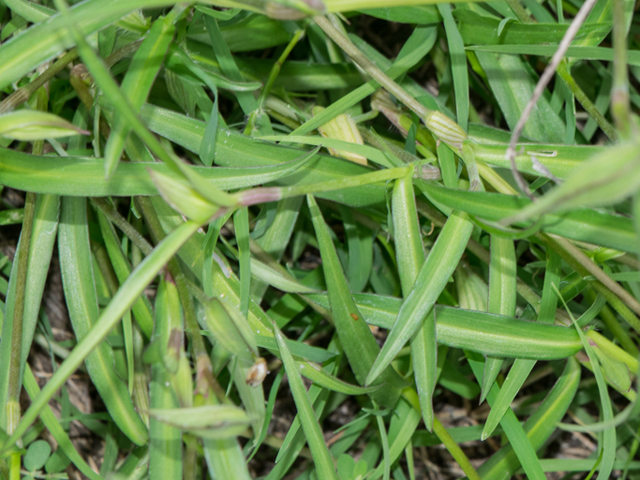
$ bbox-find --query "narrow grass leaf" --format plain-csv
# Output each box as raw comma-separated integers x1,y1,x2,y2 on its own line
456,9,610,46
154,274,183,374
475,355,581,479
0,141,318,197
366,210,473,386
292,26,437,136
249,257,319,294
104,17,174,177
150,405,250,439
557,289,615,479
274,324,339,480
96,209,154,339
339,205,373,292
0,0,178,91
475,51,564,143
297,361,381,395
23,366,102,480
150,168,220,224
2,220,201,452
200,296,258,367
305,293,583,359
438,4,468,131
149,364,182,480
420,181,637,253
370,393,423,480
502,141,640,225
58,196,147,445
232,359,267,443
374,404,391,480
391,173,436,430
0,194,59,421
467,44,640,67
234,207,251,318
247,367,284,460
482,249,560,439
481,235,516,402
251,196,304,299
471,142,602,179
307,194,405,407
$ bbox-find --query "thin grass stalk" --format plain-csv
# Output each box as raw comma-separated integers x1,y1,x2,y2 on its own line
4,192,35,434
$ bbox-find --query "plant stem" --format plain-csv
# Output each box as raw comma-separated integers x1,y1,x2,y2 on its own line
314,15,430,120
91,198,153,256
556,63,617,142
6,193,36,434
433,417,482,480
257,29,304,110
548,234,640,320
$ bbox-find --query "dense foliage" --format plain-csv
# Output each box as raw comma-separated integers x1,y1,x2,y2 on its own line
0,0,639,479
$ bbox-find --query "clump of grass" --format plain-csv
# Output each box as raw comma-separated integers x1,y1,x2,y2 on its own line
0,1,639,479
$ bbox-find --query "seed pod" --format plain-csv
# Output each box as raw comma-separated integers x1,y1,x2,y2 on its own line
245,357,268,387
313,106,368,165
423,110,467,153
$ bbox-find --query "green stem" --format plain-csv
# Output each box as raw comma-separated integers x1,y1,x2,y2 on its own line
432,418,482,480
556,63,617,142
548,234,640,320
6,191,36,436
314,14,430,120
91,198,153,256
257,29,304,110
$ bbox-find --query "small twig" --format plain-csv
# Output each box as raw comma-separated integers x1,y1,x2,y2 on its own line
506,0,599,199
